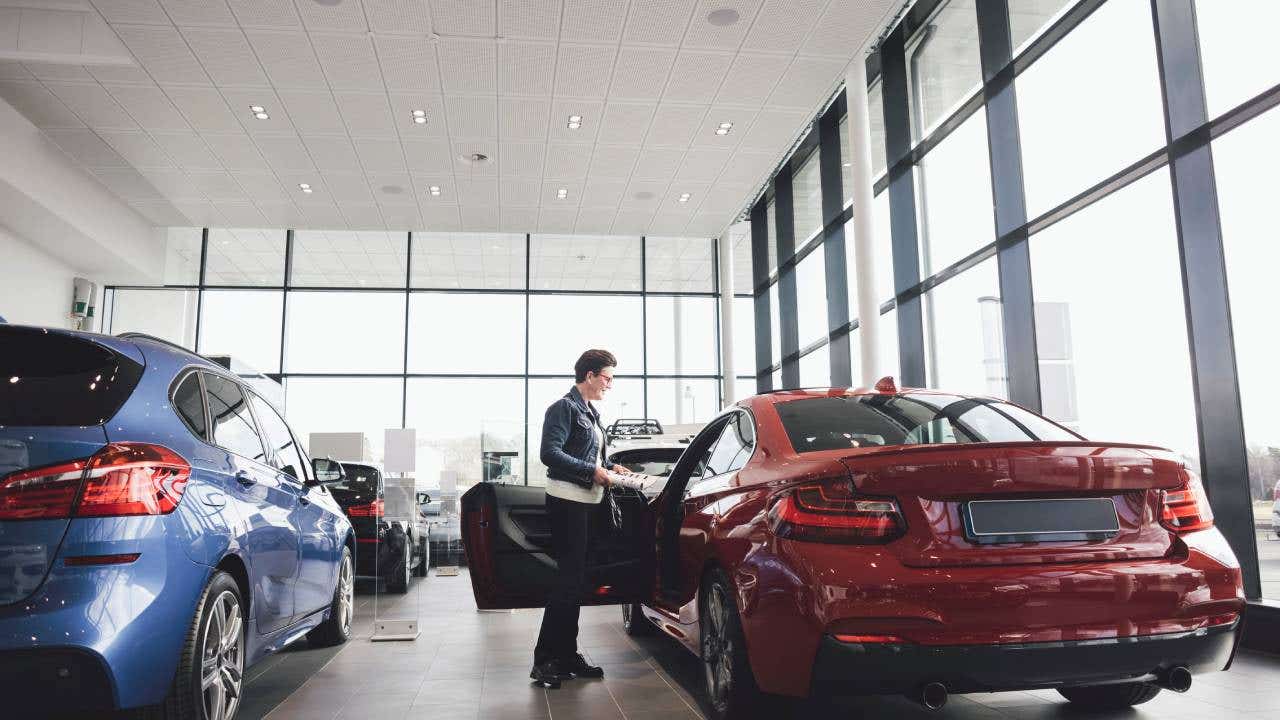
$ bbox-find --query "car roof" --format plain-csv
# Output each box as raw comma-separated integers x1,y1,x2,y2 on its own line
738,385,1006,412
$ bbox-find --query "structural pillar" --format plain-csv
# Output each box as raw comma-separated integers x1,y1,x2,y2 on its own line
845,59,882,386
717,229,736,405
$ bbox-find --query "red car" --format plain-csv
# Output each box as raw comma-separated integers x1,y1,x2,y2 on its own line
462,381,1244,719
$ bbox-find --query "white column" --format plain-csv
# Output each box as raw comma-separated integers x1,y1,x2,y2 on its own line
717,230,736,406
846,59,882,386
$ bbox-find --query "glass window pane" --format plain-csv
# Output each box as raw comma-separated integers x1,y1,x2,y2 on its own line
205,229,285,286
646,296,717,375
1017,0,1165,218
163,227,202,285
907,0,982,141
875,191,893,302
107,288,198,349
732,296,755,377
792,150,823,244
284,291,405,373
204,374,267,463
731,222,752,293
173,373,207,439
527,377,644,485
528,295,643,374
1196,0,1280,119
1212,105,1280,600
1009,0,1075,56
796,246,827,347
1030,168,1197,457
917,108,994,276
923,258,1007,398
799,344,830,387
292,230,407,288
530,235,641,291
646,237,714,293
405,378,525,492
733,376,756,404
646,378,719,426
407,293,524,374
284,377,403,463
411,232,526,290
198,290,283,373
879,308,900,381
249,392,306,481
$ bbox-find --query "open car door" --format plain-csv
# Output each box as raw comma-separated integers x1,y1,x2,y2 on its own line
461,483,655,610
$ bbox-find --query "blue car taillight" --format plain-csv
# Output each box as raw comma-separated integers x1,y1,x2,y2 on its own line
0,443,190,520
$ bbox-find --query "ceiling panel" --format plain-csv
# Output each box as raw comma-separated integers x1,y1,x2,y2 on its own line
183,27,269,87
364,0,432,34
608,47,677,101
498,141,545,177
304,135,364,172
312,33,381,91
745,0,825,52
0,80,85,127
432,0,496,37
438,39,496,95
446,95,498,138
335,91,397,137
277,90,347,135
46,82,138,129
91,0,169,26
352,137,406,172
294,0,368,32
376,36,440,91
107,85,192,131
402,138,455,173
554,44,615,99
498,41,556,96
158,0,238,27
499,97,549,140
717,52,789,105
766,57,845,109
224,0,301,28
645,103,706,147
680,0,760,49
100,129,175,168
623,0,696,46
561,0,627,42
151,130,221,168
544,143,591,178
597,102,655,145
245,30,326,88
255,134,314,171
499,0,561,40
663,51,733,103
113,25,211,84
230,170,289,203
46,128,129,167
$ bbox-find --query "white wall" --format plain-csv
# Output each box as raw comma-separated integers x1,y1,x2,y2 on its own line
0,227,97,329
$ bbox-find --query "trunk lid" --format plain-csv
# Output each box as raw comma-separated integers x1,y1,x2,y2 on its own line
0,326,144,604
839,442,1185,568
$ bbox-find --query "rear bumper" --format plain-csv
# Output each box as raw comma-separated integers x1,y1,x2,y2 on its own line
810,621,1240,697
0,648,115,714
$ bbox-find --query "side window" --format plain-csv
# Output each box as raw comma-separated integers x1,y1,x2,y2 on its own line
702,414,751,479
726,413,755,474
204,373,269,464
249,392,307,482
172,372,207,439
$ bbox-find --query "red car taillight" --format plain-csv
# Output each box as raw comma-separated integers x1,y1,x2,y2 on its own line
0,443,189,520
1161,469,1214,534
768,479,905,544
346,498,384,517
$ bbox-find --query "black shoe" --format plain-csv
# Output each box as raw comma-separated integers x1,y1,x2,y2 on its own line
564,653,604,679
530,659,572,688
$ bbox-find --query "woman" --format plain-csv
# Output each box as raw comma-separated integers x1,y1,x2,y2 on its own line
530,349,640,688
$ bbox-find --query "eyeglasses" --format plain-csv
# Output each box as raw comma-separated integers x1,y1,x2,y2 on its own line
595,373,614,386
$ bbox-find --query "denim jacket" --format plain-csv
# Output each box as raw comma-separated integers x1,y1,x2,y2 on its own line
540,386,614,489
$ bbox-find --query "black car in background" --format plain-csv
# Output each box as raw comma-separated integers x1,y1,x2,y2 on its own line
328,462,426,593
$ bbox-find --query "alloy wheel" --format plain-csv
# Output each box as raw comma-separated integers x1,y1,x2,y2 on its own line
702,584,733,714
339,555,354,635
200,590,244,720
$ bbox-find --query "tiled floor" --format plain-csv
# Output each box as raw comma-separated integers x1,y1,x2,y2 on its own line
253,568,1280,720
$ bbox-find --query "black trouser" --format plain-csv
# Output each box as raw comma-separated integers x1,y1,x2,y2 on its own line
534,494,598,666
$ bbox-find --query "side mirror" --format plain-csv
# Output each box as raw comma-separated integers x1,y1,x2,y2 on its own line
416,491,432,505
312,457,345,484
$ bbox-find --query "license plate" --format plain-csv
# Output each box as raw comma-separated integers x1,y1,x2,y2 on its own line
963,498,1120,544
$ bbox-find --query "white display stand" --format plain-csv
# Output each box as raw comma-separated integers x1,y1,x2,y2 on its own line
372,428,420,642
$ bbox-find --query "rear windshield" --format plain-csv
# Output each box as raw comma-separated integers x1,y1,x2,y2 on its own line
776,394,1082,453
329,463,381,506
0,327,144,426
611,448,685,477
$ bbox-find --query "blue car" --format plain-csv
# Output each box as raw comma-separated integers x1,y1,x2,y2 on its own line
0,325,355,719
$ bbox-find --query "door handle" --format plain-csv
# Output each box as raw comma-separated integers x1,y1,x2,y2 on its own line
234,470,256,487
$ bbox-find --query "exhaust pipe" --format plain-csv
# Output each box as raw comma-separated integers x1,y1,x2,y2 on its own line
1157,666,1192,693
914,681,948,711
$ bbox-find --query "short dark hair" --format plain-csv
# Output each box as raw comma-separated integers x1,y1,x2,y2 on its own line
574,349,616,382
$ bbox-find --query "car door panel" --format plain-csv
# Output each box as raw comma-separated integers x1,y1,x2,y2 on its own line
292,484,340,616
462,482,654,610
226,457,299,634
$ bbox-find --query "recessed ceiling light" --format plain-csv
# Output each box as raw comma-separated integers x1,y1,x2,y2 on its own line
299,183,312,193
411,109,427,125
556,187,568,199
413,116,427,124
411,109,426,117
707,8,741,26
249,105,265,113
429,185,441,196
678,193,691,203
715,121,733,135
567,114,583,130
567,121,581,130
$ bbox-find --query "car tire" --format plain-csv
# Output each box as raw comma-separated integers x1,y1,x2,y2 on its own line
386,528,411,594
622,601,651,636
413,536,429,577
133,571,245,720
700,569,763,720
307,547,355,647
1057,682,1162,709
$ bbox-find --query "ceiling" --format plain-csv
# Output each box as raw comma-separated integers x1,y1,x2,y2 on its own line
0,0,898,237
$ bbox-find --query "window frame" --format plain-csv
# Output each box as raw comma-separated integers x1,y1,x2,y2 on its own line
201,370,273,469
246,388,309,485
168,367,211,442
